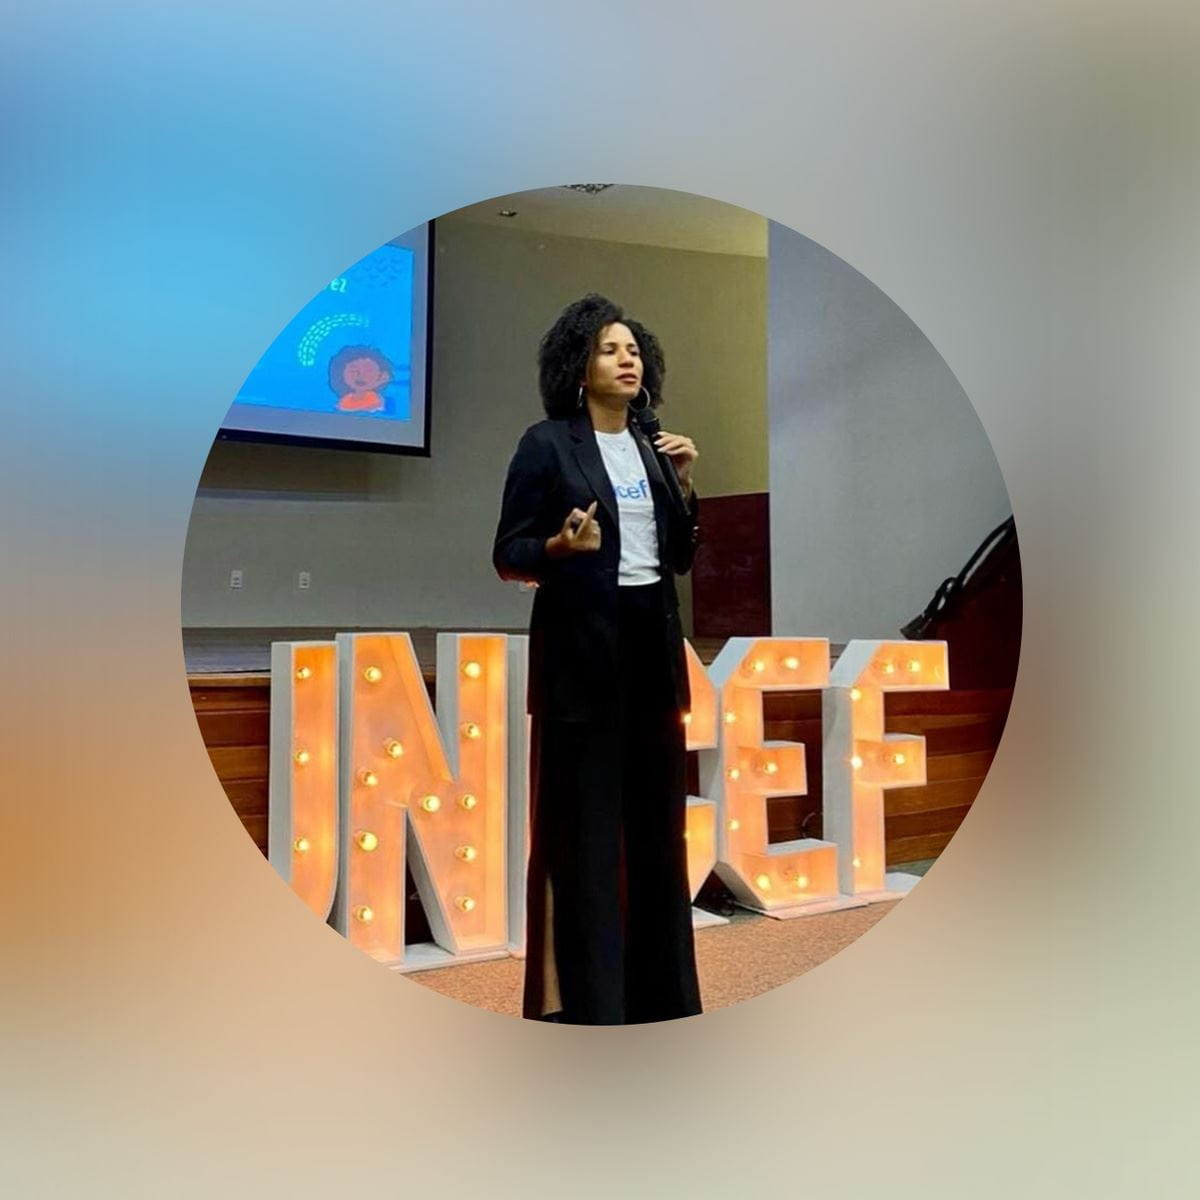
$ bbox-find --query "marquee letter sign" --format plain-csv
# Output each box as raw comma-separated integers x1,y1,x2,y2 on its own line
267,641,339,921
332,632,510,970
683,642,722,926
265,633,950,968
699,637,862,919
823,639,949,901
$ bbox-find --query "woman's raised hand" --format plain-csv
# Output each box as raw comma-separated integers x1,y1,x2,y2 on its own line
652,430,698,496
547,500,601,557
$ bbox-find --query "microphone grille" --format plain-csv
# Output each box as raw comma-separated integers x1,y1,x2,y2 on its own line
631,404,661,437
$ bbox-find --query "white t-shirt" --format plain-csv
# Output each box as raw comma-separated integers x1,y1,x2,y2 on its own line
594,428,660,586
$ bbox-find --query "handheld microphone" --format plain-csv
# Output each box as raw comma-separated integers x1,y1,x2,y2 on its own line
629,400,692,520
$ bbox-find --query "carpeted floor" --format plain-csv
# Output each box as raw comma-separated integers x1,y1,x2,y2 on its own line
408,900,900,1018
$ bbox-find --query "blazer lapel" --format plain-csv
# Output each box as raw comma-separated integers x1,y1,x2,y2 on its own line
568,409,619,532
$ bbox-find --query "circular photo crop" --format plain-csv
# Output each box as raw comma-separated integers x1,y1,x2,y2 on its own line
183,183,1021,1025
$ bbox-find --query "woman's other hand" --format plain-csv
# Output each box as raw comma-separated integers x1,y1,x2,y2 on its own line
547,500,602,557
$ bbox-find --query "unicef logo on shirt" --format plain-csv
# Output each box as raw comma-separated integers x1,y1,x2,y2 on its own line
615,479,650,500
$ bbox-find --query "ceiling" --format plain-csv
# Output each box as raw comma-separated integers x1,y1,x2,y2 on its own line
442,184,768,258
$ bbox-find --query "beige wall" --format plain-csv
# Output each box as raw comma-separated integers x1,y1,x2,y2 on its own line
182,217,768,633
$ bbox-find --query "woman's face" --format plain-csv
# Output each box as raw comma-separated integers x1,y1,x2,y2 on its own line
584,322,643,404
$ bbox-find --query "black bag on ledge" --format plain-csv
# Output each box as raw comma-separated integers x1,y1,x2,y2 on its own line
901,516,1022,690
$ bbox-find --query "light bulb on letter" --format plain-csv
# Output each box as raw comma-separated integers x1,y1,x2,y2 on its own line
755,873,771,890
892,752,907,766
295,665,312,681
294,749,310,766
462,661,482,679
459,793,477,811
850,755,863,769
355,830,379,852
850,687,862,702
421,794,441,813
455,845,478,862
462,722,482,740
353,905,375,924
456,896,476,913
293,837,310,855
363,666,383,683
384,738,404,758
782,655,799,670
359,769,378,787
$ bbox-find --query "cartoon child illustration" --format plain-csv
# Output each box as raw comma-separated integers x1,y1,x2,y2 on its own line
329,345,393,412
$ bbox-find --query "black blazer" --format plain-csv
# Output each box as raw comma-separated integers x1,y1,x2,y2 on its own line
493,407,701,721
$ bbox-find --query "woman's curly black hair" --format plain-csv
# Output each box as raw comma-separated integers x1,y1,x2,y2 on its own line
537,293,666,419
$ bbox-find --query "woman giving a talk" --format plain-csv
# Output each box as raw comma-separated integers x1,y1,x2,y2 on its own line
493,294,703,1025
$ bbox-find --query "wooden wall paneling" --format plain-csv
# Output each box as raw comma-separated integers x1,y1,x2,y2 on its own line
691,493,771,638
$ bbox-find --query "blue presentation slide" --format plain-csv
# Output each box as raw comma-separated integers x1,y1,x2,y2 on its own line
235,243,415,421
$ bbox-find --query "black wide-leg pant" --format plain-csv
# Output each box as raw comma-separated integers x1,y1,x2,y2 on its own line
523,580,703,1025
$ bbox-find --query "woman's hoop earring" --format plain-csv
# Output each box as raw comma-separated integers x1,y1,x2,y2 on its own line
577,385,586,409
630,386,651,413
